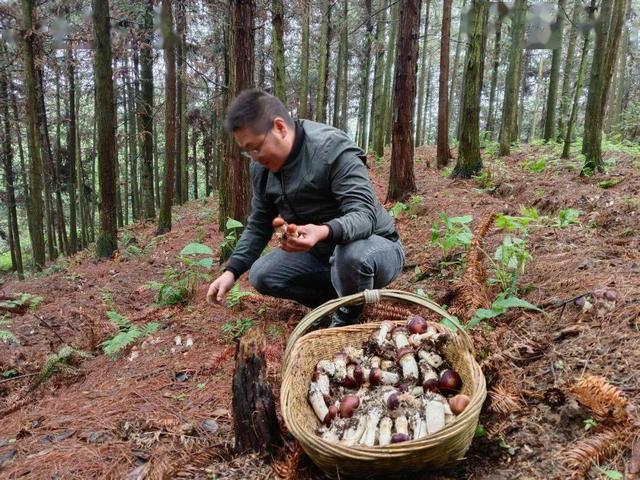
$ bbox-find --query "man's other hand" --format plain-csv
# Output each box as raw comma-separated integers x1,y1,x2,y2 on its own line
206,270,236,305
281,224,329,252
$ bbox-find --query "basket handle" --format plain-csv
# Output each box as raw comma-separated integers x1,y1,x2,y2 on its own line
284,289,473,367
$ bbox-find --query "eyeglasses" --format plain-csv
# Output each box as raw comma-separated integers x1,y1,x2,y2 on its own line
240,129,272,159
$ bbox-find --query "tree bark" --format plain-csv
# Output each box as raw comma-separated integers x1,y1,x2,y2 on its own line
333,0,348,131
485,14,502,139
383,2,399,147
543,0,565,141
298,0,310,118
370,0,387,155
271,0,286,103
232,328,283,455
20,0,46,269
315,0,331,123
126,52,139,220
449,0,467,140
606,0,631,132
157,0,177,234
452,0,489,179
437,0,452,168
175,0,185,205
387,0,421,202
498,0,527,156
139,0,156,220
530,55,545,141
356,0,373,149
415,0,431,146
562,28,590,159
556,0,580,141
65,48,78,254
92,0,118,257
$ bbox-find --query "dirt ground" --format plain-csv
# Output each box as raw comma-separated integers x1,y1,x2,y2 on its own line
1,143,639,479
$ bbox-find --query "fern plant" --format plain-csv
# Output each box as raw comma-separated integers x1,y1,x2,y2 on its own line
37,346,90,385
101,310,159,358
226,283,255,309
221,317,254,340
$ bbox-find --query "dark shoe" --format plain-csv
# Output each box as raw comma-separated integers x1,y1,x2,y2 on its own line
328,306,362,328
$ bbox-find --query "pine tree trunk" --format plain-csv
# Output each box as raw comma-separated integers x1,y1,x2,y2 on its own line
299,0,310,118
315,0,331,123
415,0,431,146
557,0,580,141
333,0,348,131
122,65,130,224
582,0,625,173
180,36,188,202
370,0,387,155
437,0,452,169
387,0,421,202
517,50,531,141
139,0,156,220
452,0,488,179
562,29,590,159
485,15,502,139
530,55,545,142
192,127,198,199
542,0,565,141
356,0,373,149
271,0,286,103
54,62,69,256
175,1,184,205
66,49,78,253
157,0,177,235
607,0,631,132
92,0,118,257
126,53,140,220
383,2,399,147
0,46,24,277
448,0,467,140
21,0,46,269
497,0,527,156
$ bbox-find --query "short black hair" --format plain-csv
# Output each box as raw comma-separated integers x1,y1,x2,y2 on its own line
224,88,294,133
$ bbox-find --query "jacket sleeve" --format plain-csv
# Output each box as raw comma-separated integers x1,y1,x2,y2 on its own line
324,148,378,243
224,166,276,279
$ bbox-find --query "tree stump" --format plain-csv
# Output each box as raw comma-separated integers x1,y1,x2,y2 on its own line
232,328,283,455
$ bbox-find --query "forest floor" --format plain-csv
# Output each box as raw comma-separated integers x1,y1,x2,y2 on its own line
1,141,639,480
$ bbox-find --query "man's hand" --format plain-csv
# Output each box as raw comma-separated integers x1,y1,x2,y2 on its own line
281,224,329,252
206,270,236,305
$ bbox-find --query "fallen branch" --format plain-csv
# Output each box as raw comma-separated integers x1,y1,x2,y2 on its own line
0,372,38,385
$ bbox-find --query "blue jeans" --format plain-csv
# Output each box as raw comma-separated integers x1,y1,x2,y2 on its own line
248,235,405,308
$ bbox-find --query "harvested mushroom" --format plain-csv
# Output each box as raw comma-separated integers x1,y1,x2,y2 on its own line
396,346,419,381
316,359,336,377
360,407,382,447
369,367,400,386
334,353,348,383
394,414,409,436
314,372,331,397
417,349,444,369
378,417,393,446
418,358,438,385
407,314,429,334
309,382,329,423
341,415,368,446
272,217,287,240
410,411,428,440
373,321,394,347
424,399,446,434
391,326,411,349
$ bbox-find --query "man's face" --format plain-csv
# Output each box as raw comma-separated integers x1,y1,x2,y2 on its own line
233,119,291,173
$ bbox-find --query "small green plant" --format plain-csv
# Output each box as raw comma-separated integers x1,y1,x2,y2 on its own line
226,283,255,309
37,345,90,385
0,315,16,343
267,324,284,341
554,208,582,228
0,293,43,312
583,417,598,431
472,169,494,191
522,158,547,173
148,242,214,306
2,368,19,378
388,202,409,218
220,218,244,260
622,196,638,213
596,178,623,189
101,310,159,358
221,317,253,340
468,292,544,328
430,213,473,258
594,465,623,480
490,235,532,293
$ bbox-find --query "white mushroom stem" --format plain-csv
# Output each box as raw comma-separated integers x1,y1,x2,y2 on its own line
410,412,427,440
392,327,410,349
380,360,395,371
409,330,440,347
424,399,446,434
341,415,368,446
375,321,395,347
274,225,287,240
316,360,336,377
410,386,424,397
343,346,364,362
419,359,438,384
309,383,329,422
315,373,331,397
417,349,444,369
369,356,381,369
378,417,393,446
397,392,422,409
397,347,419,381
334,353,348,383
395,415,409,436
360,407,382,447
321,428,340,442
443,400,455,424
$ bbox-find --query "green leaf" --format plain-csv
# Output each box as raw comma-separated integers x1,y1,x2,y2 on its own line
439,315,463,333
603,471,623,480
106,311,131,329
448,215,473,224
492,295,544,313
225,218,243,230
472,308,503,321
195,258,214,269
597,178,622,189
180,243,213,256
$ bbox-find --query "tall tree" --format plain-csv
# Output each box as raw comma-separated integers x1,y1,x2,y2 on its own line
388,0,422,202
66,48,78,254
605,0,631,132
92,0,118,257
127,53,140,220
218,0,255,237
333,0,348,131
498,0,527,156
452,0,489,178
157,0,177,234
139,0,155,219
315,0,331,123
557,0,580,140
448,0,467,139
582,0,625,173
356,0,373,149
369,0,387,155
20,0,46,269
485,14,502,138
530,54,545,141
298,0,310,117
437,0,452,168
543,0,565,141
415,0,431,146
271,0,286,103
383,2,399,146
175,0,186,204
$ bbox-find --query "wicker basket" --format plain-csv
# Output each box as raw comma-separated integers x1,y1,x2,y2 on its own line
280,289,486,479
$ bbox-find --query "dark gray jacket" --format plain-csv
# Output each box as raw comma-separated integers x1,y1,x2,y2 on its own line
225,120,397,279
